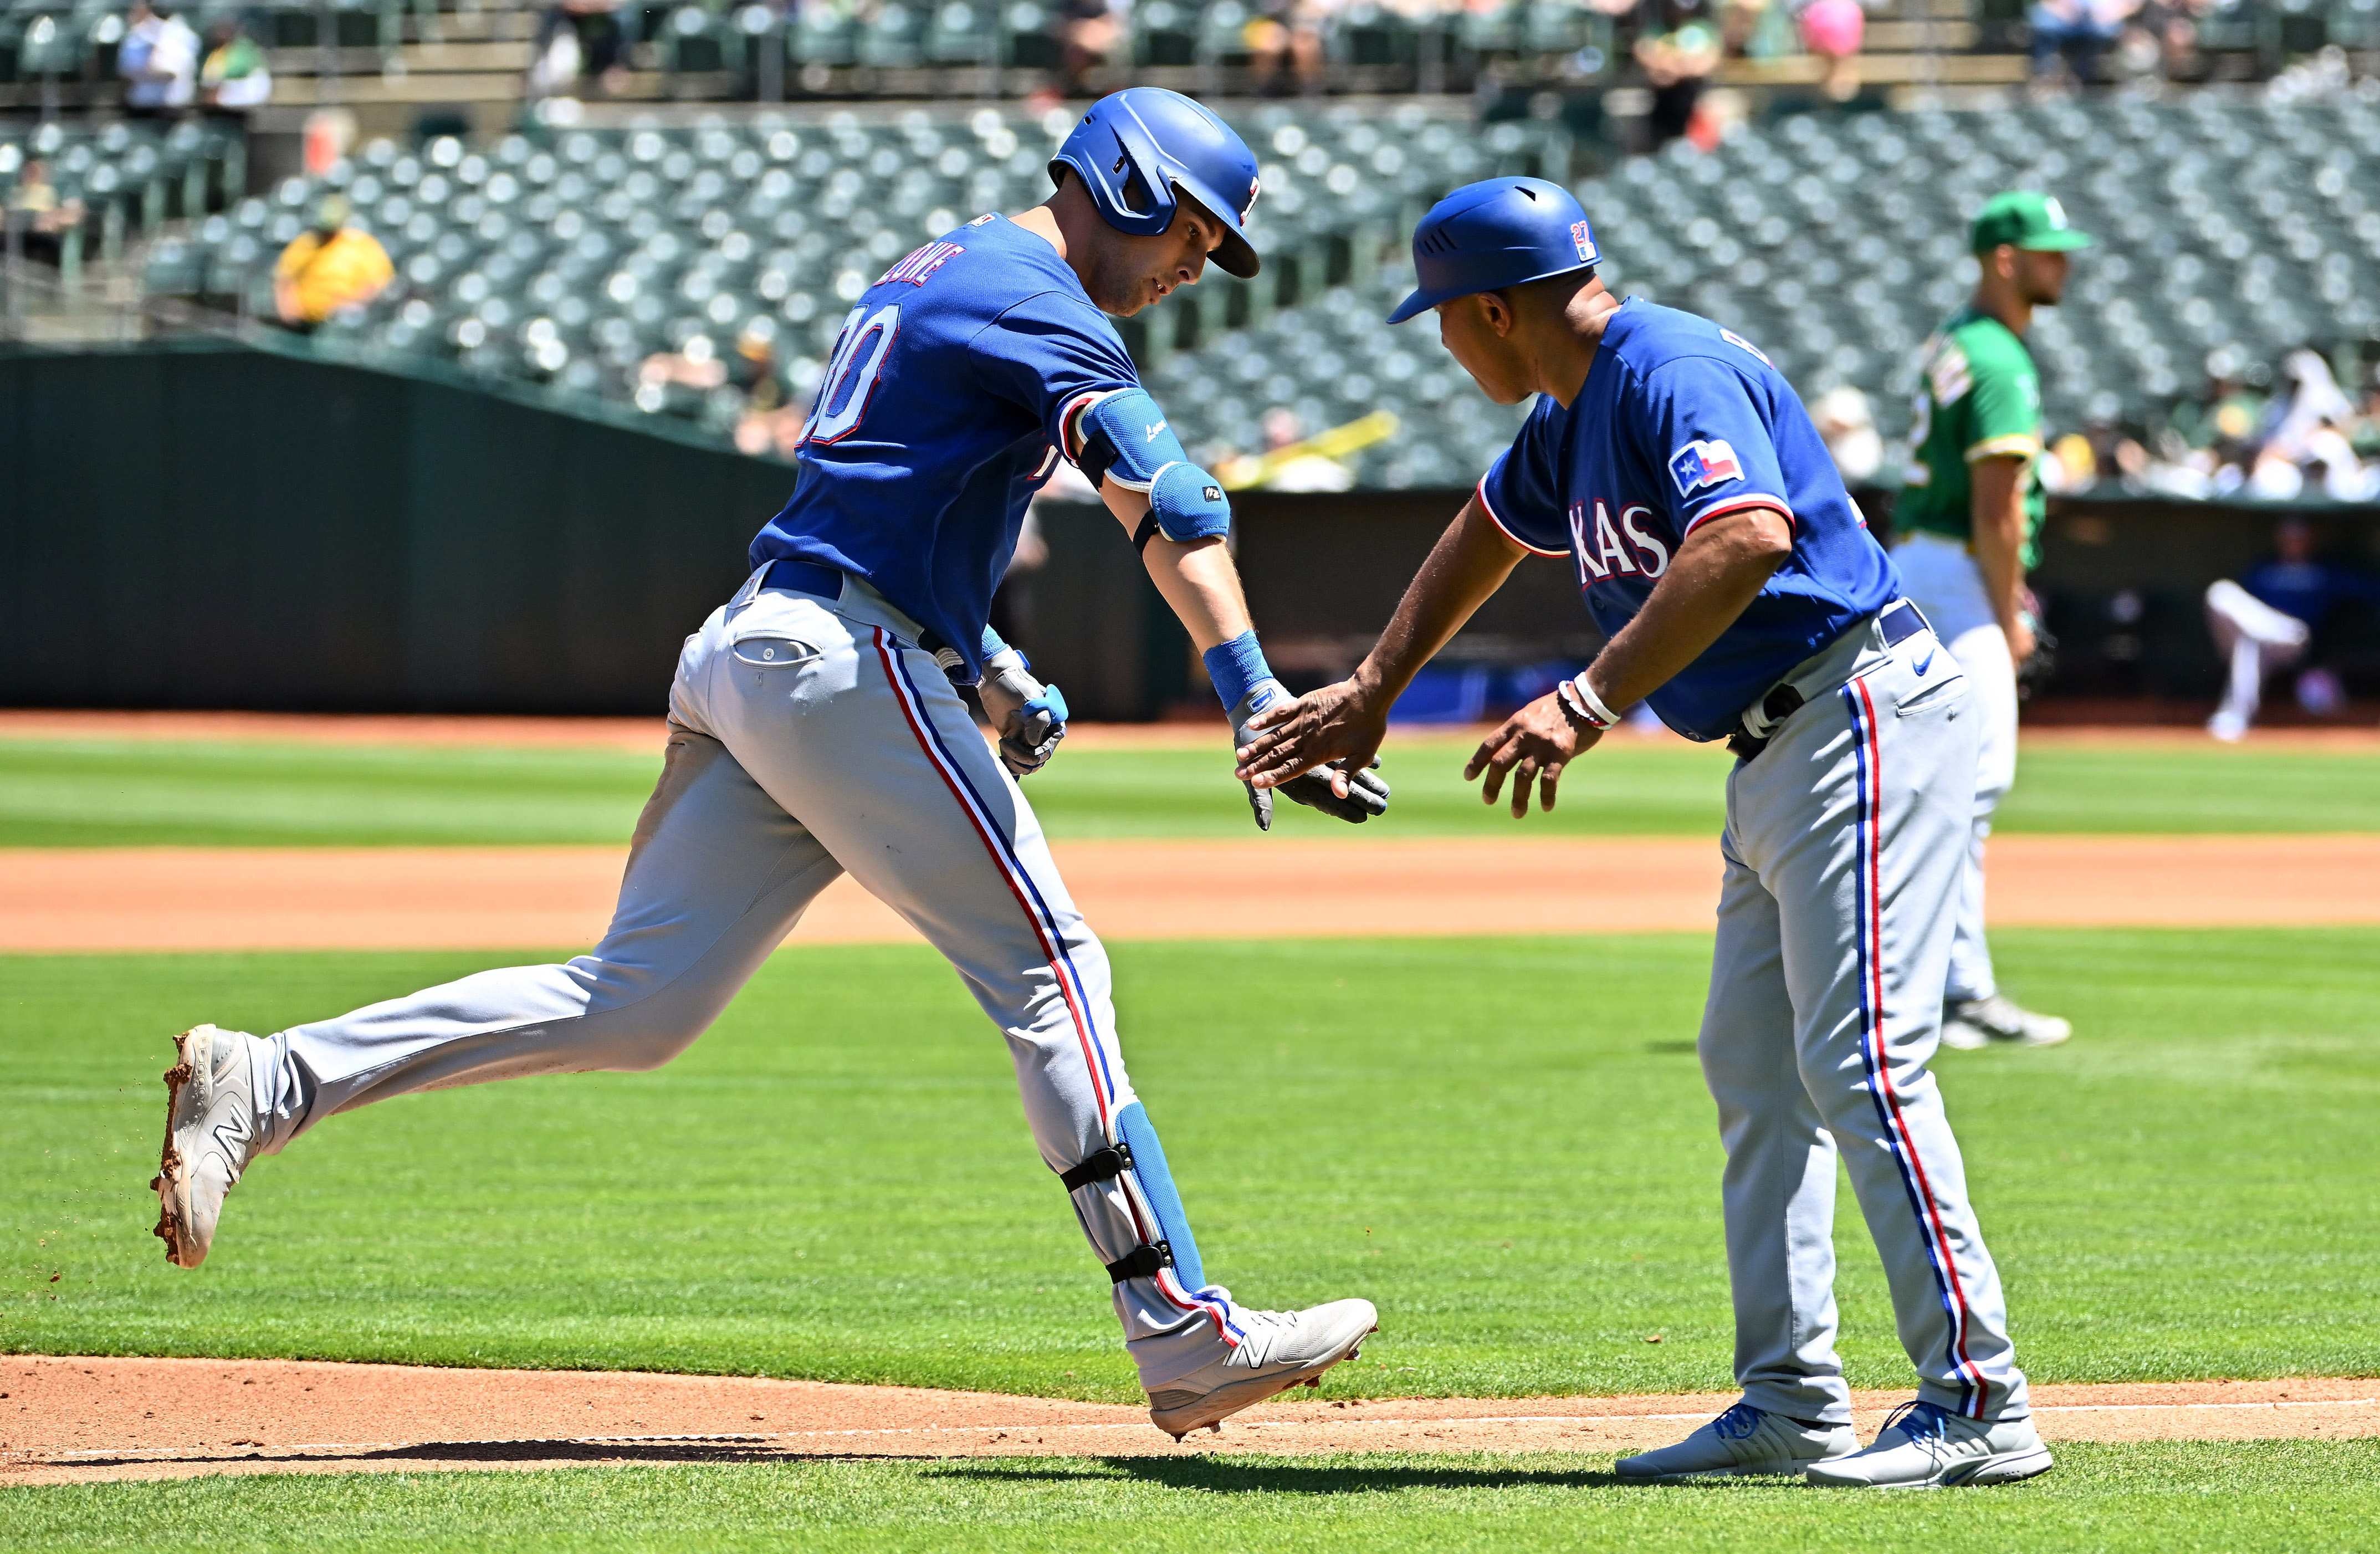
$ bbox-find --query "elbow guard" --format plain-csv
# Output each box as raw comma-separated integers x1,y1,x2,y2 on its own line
1066,387,1232,544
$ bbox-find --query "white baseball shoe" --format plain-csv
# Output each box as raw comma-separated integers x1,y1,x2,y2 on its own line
1614,1402,1857,1482
1941,995,2071,1050
152,1025,264,1270
1146,1296,1377,1440
1805,1400,2054,1489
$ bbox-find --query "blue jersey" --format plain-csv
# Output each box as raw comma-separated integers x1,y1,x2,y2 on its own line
749,214,1140,679
1478,300,1900,742
2241,559,2380,631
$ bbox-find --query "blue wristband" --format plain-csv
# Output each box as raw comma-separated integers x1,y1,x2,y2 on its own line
1202,631,1274,712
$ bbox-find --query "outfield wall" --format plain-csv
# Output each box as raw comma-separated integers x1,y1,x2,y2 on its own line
4,344,2375,718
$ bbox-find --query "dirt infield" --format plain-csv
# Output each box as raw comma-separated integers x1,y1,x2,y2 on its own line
3,832,2374,953
2,1357,2372,1486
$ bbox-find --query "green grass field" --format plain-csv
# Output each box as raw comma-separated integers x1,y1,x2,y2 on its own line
9,931,2376,1396
2,735,2377,846
6,734,2374,1547
7,1442,2378,1552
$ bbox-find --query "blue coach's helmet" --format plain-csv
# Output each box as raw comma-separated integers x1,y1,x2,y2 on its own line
1051,89,1263,279
1386,177,1599,324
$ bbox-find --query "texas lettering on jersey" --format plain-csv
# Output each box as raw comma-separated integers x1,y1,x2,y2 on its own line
1567,499,1672,586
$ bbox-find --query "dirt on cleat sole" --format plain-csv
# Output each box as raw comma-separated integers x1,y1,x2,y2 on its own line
153,1039,196,1266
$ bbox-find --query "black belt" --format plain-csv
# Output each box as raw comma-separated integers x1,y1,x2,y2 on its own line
761,556,966,677
762,557,843,601
1726,600,1928,764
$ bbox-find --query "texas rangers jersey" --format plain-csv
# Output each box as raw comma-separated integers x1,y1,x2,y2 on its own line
750,214,1142,679
1478,300,1899,742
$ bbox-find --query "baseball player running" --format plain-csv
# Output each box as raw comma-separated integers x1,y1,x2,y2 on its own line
151,89,1385,1440
1893,191,2084,1051
1236,179,2049,1489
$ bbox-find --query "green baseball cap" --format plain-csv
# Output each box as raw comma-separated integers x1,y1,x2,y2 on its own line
1970,190,2094,254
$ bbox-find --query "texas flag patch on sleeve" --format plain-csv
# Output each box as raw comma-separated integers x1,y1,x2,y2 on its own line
1669,438,1744,496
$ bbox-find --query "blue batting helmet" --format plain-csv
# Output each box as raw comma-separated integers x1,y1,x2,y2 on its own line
1050,89,1263,279
1386,177,1599,324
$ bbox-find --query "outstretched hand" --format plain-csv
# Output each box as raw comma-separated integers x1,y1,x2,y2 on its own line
1229,679,1390,830
1466,692,1598,819
1232,677,1389,800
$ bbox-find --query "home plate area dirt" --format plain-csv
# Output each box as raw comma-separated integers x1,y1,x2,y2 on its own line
3,1358,2373,1485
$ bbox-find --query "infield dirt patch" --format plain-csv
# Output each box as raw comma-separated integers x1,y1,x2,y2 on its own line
3,1357,2373,1486
3,832,2374,953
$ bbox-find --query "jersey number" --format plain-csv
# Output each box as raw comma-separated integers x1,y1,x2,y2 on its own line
802,303,900,446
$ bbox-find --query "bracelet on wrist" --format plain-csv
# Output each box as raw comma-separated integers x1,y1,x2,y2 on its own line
1558,672,1619,732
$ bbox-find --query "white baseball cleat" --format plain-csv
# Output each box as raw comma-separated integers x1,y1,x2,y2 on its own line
151,1025,264,1270
1943,995,2071,1050
1614,1402,1857,1482
1147,1296,1377,1440
1805,1400,2054,1489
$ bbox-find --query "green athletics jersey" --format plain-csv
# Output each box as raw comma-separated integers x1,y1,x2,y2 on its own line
1896,306,2047,568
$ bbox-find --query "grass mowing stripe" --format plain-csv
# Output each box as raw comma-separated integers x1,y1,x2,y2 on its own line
4,738,2377,846
4,930,2374,1398
5,1443,2378,1552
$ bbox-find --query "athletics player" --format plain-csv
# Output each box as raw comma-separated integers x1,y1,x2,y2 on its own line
151,89,1384,1440
1894,191,2084,1050
1237,179,2051,1488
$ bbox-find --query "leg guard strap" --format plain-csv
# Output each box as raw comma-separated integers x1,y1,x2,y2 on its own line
1061,1143,1132,1193
1105,1242,1175,1283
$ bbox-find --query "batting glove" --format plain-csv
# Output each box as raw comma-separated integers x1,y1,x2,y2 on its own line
1229,679,1390,831
979,649,1069,779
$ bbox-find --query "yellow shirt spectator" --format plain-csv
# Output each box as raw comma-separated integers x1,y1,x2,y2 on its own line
273,222,392,326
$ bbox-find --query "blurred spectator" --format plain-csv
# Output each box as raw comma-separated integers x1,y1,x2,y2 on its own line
641,332,730,402
1249,0,1330,95
2249,350,2379,503
530,2,631,99
1808,385,1883,485
1719,0,1799,59
4,159,85,268
2204,517,2380,740
2029,0,2138,88
272,196,393,330
2151,350,2266,495
1256,405,1357,490
199,17,273,111
728,319,810,458
1057,0,1122,95
2132,0,2210,78
120,1,201,115
2347,374,2380,463
1637,0,1723,150
1795,0,1866,101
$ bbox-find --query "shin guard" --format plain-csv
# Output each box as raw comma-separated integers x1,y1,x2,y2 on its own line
1060,1100,1208,1293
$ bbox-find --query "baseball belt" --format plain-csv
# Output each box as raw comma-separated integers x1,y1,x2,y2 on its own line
1726,599,1928,764
761,556,968,678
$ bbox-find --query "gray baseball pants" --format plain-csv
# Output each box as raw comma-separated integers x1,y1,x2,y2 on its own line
243,571,1242,1388
1701,607,2031,1425
1891,530,2021,1006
